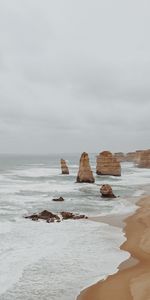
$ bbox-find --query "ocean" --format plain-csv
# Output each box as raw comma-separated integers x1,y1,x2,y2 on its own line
0,154,150,300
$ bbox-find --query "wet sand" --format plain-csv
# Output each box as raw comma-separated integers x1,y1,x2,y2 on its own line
77,196,150,300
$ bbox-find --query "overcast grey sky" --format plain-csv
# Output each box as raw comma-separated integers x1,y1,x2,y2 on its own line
0,0,150,154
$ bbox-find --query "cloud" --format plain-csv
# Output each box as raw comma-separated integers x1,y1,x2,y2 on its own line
0,0,149,153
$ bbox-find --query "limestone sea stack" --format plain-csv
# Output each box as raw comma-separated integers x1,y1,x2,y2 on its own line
135,150,143,164
137,149,150,168
100,184,116,198
60,159,69,174
76,152,95,183
96,151,121,176
114,152,125,162
125,152,136,162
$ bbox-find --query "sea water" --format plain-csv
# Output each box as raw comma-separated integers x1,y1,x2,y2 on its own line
0,154,149,300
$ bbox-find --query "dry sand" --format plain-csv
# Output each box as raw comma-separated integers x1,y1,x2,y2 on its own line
77,196,150,300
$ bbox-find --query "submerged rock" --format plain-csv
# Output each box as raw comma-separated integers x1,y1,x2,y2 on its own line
60,159,69,174
52,197,64,202
96,151,121,176
100,184,116,198
76,152,95,183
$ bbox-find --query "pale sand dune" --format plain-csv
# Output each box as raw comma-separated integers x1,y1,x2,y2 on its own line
77,196,150,300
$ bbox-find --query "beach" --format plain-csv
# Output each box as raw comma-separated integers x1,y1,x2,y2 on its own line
77,195,150,300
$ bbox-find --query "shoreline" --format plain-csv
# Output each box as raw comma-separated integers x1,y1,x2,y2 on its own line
77,195,150,300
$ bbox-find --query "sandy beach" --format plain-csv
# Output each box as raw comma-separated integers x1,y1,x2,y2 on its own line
77,195,150,300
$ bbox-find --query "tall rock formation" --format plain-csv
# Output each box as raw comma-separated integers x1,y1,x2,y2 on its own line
96,151,121,176
137,150,150,168
114,152,125,162
125,152,136,162
60,159,69,174
76,152,95,183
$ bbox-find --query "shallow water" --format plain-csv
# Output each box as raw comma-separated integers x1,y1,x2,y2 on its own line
0,154,149,300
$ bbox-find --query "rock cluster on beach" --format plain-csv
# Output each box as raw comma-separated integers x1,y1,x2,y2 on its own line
25,210,88,223
60,159,69,174
96,151,121,176
100,184,116,198
77,152,95,183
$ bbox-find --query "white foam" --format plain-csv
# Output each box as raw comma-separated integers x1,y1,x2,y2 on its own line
0,219,129,300
132,190,145,197
10,167,59,177
0,222,12,234
0,159,149,300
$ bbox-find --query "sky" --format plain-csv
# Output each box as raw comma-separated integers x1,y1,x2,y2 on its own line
0,0,150,154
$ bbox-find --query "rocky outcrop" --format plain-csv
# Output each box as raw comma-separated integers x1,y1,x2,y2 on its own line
137,150,150,168
52,197,64,202
125,152,136,162
25,210,60,222
24,210,87,223
60,159,69,174
134,150,144,165
76,152,95,183
100,184,116,198
96,151,121,176
60,211,87,220
114,152,125,162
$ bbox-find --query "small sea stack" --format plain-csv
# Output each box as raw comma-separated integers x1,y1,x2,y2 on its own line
96,151,121,176
100,184,116,198
137,149,150,168
76,152,95,183
60,159,69,174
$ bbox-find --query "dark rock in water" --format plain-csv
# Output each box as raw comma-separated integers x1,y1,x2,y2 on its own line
25,214,39,221
61,211,74,219
52,197,64,202
25,210,60,222
60,211,87,220
46,218,55,223
100,184,116,198
25,210,87,223
73,214,88,220
31,215,39,221
39,210,60,221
